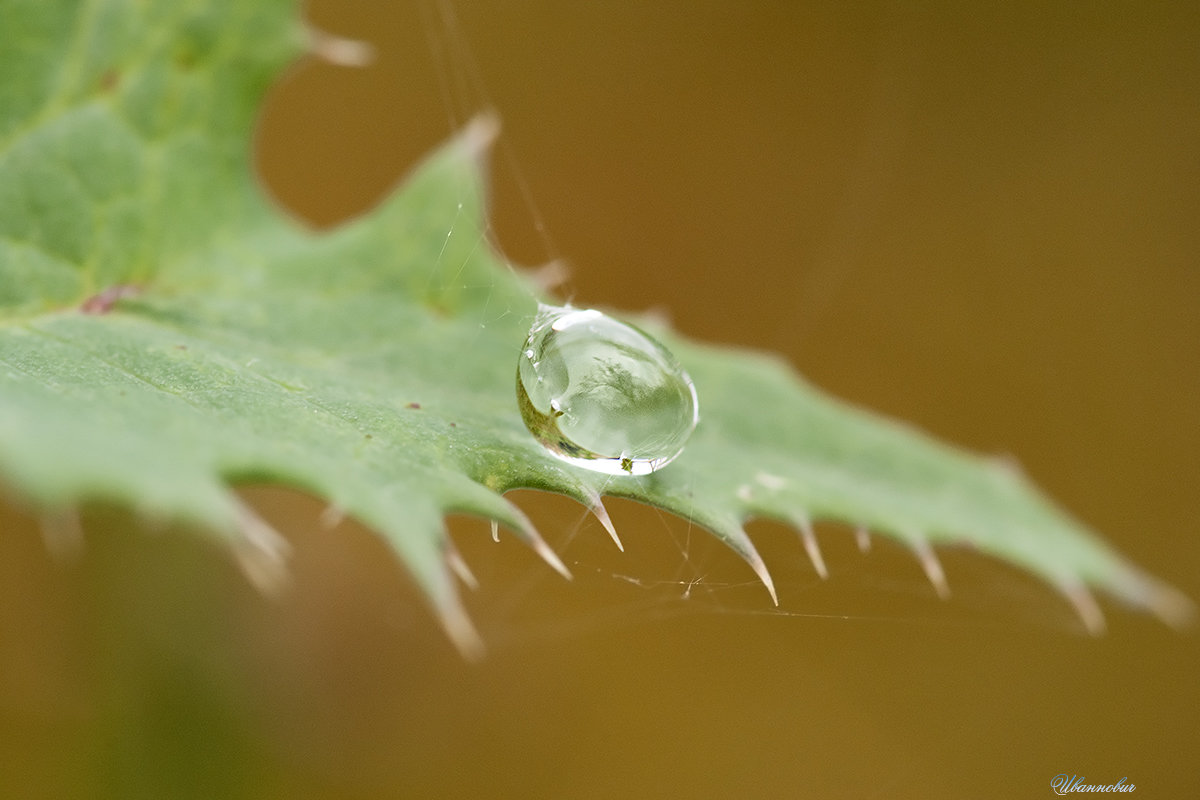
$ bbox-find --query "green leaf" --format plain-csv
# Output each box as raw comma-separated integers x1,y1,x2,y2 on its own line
0,0,1189,654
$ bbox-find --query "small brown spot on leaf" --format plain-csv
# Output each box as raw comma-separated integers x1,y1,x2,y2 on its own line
406,402,421,409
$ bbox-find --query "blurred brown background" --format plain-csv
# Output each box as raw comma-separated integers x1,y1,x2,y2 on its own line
2,1,1198,798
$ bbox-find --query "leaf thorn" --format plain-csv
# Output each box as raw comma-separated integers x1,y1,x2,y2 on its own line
729,524,778,605
794,514,828,579
433,576,485,661
459,113,501,160
497,500,572,580
855,524,872,553
748,547,779,606
305,26,375,67
319,503,346,529
232,500,292,596
444,539,479,591
526,260,571,292
1057,578,1106,636
911,538,950,600
1128,572,1194,631
582,487,622,551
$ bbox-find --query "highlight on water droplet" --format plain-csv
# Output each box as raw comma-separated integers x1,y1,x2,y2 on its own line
516,304,699,476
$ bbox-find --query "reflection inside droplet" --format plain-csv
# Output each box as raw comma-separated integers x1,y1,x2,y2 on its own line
516,304,699,475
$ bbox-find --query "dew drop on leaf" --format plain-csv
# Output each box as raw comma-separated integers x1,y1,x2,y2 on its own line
516,304,699,475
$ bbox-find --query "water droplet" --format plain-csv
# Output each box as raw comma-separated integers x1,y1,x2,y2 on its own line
516,304,699,475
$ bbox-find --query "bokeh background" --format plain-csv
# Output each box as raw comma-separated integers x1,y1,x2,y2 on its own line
3,1,1198,797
